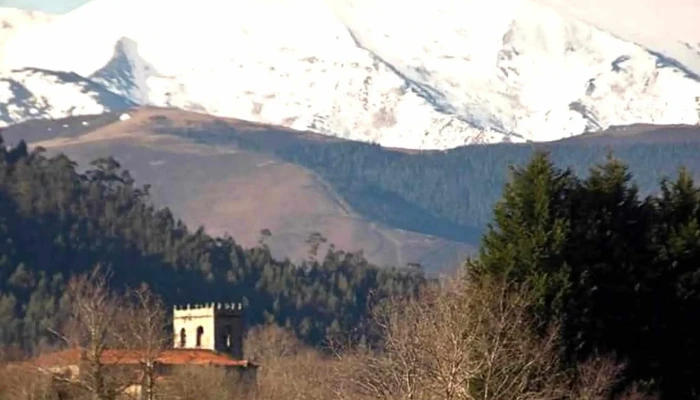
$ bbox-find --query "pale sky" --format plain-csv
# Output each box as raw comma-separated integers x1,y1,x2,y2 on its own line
538,0,700,46
2,0,697,42
0,0,87,13
538,0,700,75
1,0,698,73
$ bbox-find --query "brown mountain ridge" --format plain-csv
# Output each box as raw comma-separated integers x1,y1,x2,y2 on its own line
0,107,472,274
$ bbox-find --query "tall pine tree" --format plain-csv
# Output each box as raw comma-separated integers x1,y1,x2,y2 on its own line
561,154,652,384
468,151,575,324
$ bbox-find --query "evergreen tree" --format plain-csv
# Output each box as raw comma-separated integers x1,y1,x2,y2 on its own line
643,168,700,398
561,154,653,385
469,151,575,324
473,151,700,398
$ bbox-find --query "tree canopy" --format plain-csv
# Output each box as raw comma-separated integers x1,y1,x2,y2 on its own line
470,150,700,399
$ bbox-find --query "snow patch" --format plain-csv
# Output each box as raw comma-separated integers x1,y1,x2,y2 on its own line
0,0,699,148
534,0,700,77
0,68,134,126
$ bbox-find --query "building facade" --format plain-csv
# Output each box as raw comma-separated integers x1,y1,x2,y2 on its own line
16,301,256,399
172,302,244,359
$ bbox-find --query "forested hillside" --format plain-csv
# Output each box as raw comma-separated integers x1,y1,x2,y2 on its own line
0,134,425,354
163,122,700,243
5,125,700,398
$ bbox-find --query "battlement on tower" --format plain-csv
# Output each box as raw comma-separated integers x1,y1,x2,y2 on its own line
173,302,243,317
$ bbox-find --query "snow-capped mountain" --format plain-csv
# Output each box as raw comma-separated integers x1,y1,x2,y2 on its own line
1,0,699,149
0,67,134,126
536,0,700,77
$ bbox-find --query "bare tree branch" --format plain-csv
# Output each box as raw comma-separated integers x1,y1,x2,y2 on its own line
48,265,143,400
120,283,170,400
335,274,625,400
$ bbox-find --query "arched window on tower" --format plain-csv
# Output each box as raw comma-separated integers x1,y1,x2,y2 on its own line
179,328,186,348
196,326,204,347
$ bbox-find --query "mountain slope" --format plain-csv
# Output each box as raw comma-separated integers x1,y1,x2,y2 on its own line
5,108,700,273
1,0,699,149
536,0,700,77
0,135,426,350
1,108,471,273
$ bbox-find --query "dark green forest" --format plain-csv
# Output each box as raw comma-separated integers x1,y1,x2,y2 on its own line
160,122,700,244
470,152,700,399
0,134,424,354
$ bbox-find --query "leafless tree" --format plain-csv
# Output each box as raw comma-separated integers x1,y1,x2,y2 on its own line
244,323,343,400
568,355,659,400
244,323,303,362
333,274,628,400
119,284,170,400
47,265,136,400
111,284,172,400
0,360,55,400
158,365,243,400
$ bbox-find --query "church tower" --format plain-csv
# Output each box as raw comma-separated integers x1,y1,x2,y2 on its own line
172,303,244,360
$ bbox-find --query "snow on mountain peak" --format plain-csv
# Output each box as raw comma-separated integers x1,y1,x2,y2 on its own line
1,0,699,149
536,0,700,77
0,68,134,127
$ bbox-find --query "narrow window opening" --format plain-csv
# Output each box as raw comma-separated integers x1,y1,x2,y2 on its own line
225,326,233,351
196,326,204,347
179,328,186,348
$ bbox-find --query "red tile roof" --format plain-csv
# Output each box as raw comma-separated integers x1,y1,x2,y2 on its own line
32,349,254,368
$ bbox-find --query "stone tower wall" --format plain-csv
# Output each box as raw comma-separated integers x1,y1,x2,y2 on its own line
172,303,244,359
